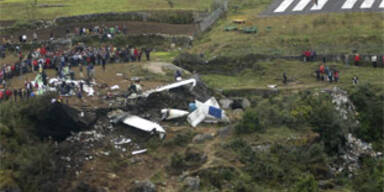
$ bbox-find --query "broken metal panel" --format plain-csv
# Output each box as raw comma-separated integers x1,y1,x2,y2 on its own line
132,149,147,155
128,78,197,99
122,115,166,138
161,109,189,120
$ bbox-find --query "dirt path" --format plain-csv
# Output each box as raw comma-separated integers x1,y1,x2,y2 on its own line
142,62,190,75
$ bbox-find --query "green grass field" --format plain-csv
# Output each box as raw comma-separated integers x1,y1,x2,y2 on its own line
191,0,384,56
0,0,213,21
201,60,384,92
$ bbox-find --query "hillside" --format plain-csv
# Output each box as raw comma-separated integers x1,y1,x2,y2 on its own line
191,0,384,56
0,0,383,192
0,0,214,21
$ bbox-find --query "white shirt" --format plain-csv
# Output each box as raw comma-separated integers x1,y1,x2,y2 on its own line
372,55,377,62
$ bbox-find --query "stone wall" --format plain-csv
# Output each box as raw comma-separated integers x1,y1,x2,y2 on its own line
199,0,229,32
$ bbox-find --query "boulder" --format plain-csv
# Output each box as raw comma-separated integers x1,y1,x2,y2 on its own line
241,98,251,109
131,180,156,192
184,176,200,191
219,98,233,109
192,133,214,143
216,126,233,137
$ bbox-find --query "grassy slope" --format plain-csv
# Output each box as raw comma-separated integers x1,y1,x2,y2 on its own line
202,60,384,92
191,0,384,56
0,0,213,21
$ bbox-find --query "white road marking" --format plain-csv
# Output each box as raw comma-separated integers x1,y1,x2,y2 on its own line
293,0,312,11
360,0,375,8
342,0,359,9
380,0,384,8
310,0,328,10
274,0,295,12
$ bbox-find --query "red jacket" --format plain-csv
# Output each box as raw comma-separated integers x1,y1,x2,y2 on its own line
40,47,46,56
134,49,138,57
354,55,360,62
33,60,38,67
11,65,15,71
334,71,339,78
320,65,325,73
46,58,51,67
5,89,12,97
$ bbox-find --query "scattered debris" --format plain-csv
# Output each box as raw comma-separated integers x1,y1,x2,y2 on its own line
132,149,148,155
122,115,166,139
187,97,229,127
184,176,201,191
110,85,120,90
112,137,132,145
161,109,189,120
129,78,197,99
131,180,156,192
331,133,382,175
268,84,278,89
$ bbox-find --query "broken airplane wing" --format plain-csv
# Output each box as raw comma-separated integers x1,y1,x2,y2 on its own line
122,115,166,139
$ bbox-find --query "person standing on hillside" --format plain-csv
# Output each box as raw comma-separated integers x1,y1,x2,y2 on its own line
145,48,152,61
352,76,359,85
371,55,377,68
354,53,360,66
334,71,339,82
283,72,288,84
33,32,38,41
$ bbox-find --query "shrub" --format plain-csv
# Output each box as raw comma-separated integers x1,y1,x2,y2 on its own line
164,131,194,147
292,174,319,192
352,157,384,192
349,84,384,150
307,95,348,155
170,153,185,170
235,110,265,134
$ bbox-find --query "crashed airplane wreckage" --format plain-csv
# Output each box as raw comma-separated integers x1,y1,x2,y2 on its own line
128,78,197,99
111,78,229,139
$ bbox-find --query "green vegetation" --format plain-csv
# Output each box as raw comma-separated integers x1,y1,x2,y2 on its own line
0,0,214,21
349,84,384,151
212,87,383,191
235,110,265,134
192,0,384,56
352,157,384,192
0,96,60,192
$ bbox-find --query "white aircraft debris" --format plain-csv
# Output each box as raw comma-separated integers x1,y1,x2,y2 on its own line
128,78,197,99
110,85,120,90
122,115,166,139
132,149,148,155
161,109,190,120
187,97,230,127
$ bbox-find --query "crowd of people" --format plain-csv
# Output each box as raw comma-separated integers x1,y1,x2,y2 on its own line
0,42,153,102
4,24,133,45
315,64,339,83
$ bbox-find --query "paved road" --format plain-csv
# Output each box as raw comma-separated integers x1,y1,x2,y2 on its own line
262,0,384,16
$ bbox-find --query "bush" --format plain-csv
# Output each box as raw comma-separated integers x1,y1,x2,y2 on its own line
292,174,319,192
235,110,265,134
170,153,186,170
307,95,348,155
164,131,194,147
349,84,384,150
0,96,64,192
352,157,384,192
